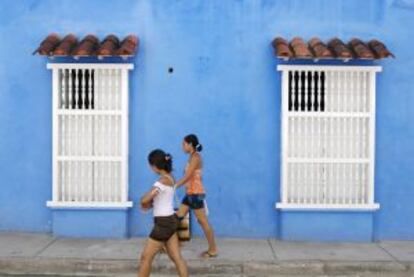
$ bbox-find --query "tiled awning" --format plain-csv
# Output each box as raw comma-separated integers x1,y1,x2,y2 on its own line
33,34,139,58
272,37,394,61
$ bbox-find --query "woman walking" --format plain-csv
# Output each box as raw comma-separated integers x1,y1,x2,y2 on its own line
138,149,188,277
175,134,218,258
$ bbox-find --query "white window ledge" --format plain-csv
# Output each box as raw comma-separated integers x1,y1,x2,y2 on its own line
46,201,133,210
275,203,380,211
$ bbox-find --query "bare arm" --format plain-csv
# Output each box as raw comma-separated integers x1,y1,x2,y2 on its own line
140,187,158,207
175,154,200,188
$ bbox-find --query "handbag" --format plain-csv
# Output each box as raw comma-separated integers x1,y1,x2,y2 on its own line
174,187,191,241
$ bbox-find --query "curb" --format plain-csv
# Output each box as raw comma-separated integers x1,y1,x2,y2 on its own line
1,257,413,276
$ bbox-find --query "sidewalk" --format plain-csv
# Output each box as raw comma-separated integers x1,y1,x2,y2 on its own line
1,232,414,276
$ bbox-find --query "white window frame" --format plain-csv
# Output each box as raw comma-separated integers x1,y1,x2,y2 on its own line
276,65,381,211
46,63,133,209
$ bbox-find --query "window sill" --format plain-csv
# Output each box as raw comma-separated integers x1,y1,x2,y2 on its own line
275,203,380,211
46,201,133,210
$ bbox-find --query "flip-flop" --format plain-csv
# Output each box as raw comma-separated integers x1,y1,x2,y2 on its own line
201,250,218,258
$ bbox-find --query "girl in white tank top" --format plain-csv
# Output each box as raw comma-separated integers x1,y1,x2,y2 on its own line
152,179,175,217
138,149,188,277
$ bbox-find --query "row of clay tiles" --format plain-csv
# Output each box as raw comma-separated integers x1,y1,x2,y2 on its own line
273,37,394,60
34,34,138,57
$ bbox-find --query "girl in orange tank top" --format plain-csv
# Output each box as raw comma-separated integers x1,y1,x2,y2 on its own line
175,134,218,258
185,155,205,195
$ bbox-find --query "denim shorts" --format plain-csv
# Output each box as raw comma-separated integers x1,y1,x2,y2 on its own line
182,194,205,210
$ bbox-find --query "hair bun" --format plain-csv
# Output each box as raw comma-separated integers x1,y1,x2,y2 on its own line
184,134,202,152
148,149,173,173
196,144,203,152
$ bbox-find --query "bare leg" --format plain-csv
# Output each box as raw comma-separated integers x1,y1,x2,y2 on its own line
194,208,218,255
176,204,190,218
166,233,188,277
138,238,164,277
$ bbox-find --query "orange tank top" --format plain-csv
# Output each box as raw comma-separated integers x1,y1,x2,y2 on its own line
185,155,205,195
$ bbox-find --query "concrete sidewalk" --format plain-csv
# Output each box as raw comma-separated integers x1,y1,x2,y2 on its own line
1,232,414,276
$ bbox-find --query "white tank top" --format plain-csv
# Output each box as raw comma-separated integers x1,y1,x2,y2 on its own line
152,181,175,217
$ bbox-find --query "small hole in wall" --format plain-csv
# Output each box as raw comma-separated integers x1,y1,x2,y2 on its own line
168,67,174,74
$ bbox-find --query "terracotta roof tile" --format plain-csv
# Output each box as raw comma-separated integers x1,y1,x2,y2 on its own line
272,37,394,60
348,38,374,59
368,39,395,59
328,38,353,59
309,37,333,58
96,35,120,56
272,37,293,57
33,33,61,55
53,34,78,56
72,34,99,56
34,33,138,57
115,35,139,56
291,37,312,58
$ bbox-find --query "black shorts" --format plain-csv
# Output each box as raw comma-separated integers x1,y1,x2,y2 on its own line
149,215,179,242
182,194,205,210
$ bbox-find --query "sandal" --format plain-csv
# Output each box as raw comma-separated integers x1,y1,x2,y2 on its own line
201,250,218,259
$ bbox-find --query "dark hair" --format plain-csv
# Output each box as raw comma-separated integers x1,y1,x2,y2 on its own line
148,149,173,173
184,134,203,152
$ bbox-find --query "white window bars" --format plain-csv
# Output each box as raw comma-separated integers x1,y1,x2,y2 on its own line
46,63,133,209
276,65,381,211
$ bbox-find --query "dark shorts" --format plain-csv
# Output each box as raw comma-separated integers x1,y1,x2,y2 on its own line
182,194,205,210
149,215,179,242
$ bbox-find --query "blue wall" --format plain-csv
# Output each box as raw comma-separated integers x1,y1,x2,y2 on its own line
51,209,129,238
280,212,375,242
0,0,413,240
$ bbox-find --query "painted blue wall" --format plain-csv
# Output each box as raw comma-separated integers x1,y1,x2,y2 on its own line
0,0,413,240
52,209,129,238
280,212,375,242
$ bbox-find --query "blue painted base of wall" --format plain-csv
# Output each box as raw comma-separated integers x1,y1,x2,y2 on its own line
52,209,129,238
279,211,374,242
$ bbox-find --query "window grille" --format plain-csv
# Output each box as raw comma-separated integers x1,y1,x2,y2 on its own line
46,64,133,209
276,65,381,210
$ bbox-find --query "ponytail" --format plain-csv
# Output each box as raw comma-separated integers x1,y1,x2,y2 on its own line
184,134,203,152
148,149,173,172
